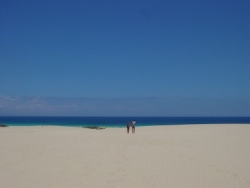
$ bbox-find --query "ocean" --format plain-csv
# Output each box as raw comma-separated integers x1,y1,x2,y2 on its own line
0,116,249,127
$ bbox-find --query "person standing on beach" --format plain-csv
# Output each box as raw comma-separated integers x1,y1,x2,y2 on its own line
126,122,130,134
132,120,136,134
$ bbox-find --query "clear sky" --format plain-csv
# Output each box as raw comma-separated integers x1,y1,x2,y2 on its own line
0,0,249,116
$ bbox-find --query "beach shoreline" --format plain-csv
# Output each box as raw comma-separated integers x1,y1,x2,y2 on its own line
0,124,249,188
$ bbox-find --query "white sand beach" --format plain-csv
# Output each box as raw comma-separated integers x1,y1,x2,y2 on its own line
0,124,249,188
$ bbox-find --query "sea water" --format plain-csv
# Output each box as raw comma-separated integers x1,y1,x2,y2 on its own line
0,116,249,127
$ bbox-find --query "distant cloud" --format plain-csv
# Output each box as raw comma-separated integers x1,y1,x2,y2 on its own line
0,95,249,116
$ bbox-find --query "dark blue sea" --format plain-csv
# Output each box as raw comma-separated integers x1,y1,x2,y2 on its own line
0,116,249,127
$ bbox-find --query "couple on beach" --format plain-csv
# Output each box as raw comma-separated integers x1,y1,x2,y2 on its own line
126,120,136,134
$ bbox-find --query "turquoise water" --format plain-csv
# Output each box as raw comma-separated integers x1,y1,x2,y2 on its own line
0,116,249,127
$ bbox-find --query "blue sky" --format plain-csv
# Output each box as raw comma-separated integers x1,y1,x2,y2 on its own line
0,0,249,116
